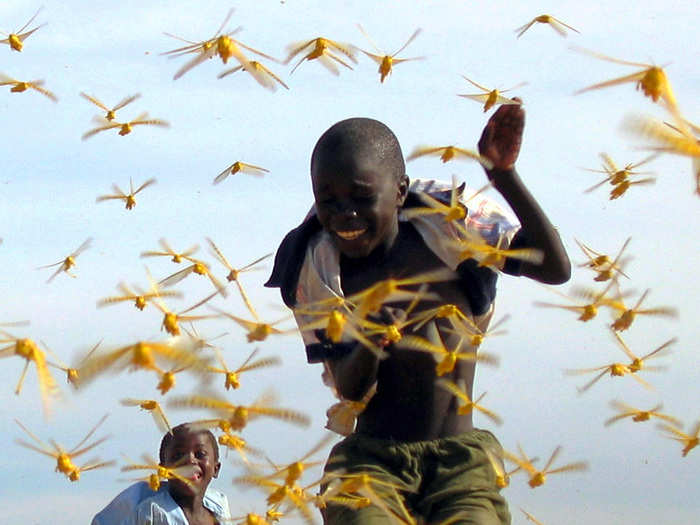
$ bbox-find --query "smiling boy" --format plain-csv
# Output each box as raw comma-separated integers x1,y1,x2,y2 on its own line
266,103,570,524
92,424,230,525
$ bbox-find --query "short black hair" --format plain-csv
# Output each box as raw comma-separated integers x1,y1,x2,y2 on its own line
310,117,405,181
159,423,219,464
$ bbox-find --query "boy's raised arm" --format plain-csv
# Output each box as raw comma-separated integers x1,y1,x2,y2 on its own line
478,100,571,284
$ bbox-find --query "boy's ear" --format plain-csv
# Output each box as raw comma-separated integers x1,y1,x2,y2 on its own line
213,461,221,478
397,173,409,206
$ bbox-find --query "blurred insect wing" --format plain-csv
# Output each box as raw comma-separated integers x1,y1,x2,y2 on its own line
113,93,142,112
30,82,58,102
173,41,218,80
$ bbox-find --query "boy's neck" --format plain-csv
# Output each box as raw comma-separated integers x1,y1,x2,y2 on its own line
339,221,422,299
169,486,213,524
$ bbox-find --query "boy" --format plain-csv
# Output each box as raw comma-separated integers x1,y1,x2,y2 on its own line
266,103,570,524
92,423,230,525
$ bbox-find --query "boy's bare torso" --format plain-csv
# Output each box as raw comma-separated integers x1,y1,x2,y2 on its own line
339,221,479,441
276,108,571,446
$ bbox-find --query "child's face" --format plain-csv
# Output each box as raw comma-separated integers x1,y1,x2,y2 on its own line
162,430,220,497
312,154,407,258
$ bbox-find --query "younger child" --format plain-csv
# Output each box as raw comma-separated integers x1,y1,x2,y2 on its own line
92,423,230,525
266,103,570,524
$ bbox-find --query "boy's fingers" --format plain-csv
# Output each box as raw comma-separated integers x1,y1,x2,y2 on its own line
493,101,525,130
479,102,525,170
366,306,406,326
373,307,395,325
495,111,525,149
383,306,407,324
478,120,496,155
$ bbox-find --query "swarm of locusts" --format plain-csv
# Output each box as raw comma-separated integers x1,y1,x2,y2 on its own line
4,5,698,525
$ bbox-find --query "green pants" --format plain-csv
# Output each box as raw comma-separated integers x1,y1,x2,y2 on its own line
321,429,510,525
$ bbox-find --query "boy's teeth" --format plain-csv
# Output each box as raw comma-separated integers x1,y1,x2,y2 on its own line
336,229,366,240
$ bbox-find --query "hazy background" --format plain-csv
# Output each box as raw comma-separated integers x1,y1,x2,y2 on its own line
0,1,698,523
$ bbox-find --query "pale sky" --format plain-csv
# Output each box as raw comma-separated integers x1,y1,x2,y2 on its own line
0,1,698,524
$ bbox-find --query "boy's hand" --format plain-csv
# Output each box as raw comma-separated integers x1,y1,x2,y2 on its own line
375,306,407,326
368,306,406,348
478,98,525,172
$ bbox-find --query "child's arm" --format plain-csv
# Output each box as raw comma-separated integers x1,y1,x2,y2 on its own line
321,306,403,400
478,100,571,284
325,343,380,401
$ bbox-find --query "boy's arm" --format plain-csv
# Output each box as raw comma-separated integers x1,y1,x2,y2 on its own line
300,325,379,401
478,100,571,284
325,344,380,401
317,306,403,400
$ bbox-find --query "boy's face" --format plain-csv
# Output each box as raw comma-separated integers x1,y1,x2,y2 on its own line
312,153,407,258
162,430,220,497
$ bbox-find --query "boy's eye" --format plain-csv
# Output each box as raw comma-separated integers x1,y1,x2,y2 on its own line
354,194,375,203
319,195,373,205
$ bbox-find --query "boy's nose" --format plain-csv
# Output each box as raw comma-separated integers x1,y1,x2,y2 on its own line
334,199,359,217
339,208,358,218
332,208,360,229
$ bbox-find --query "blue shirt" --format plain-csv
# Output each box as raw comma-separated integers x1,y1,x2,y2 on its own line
91,481,231,525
